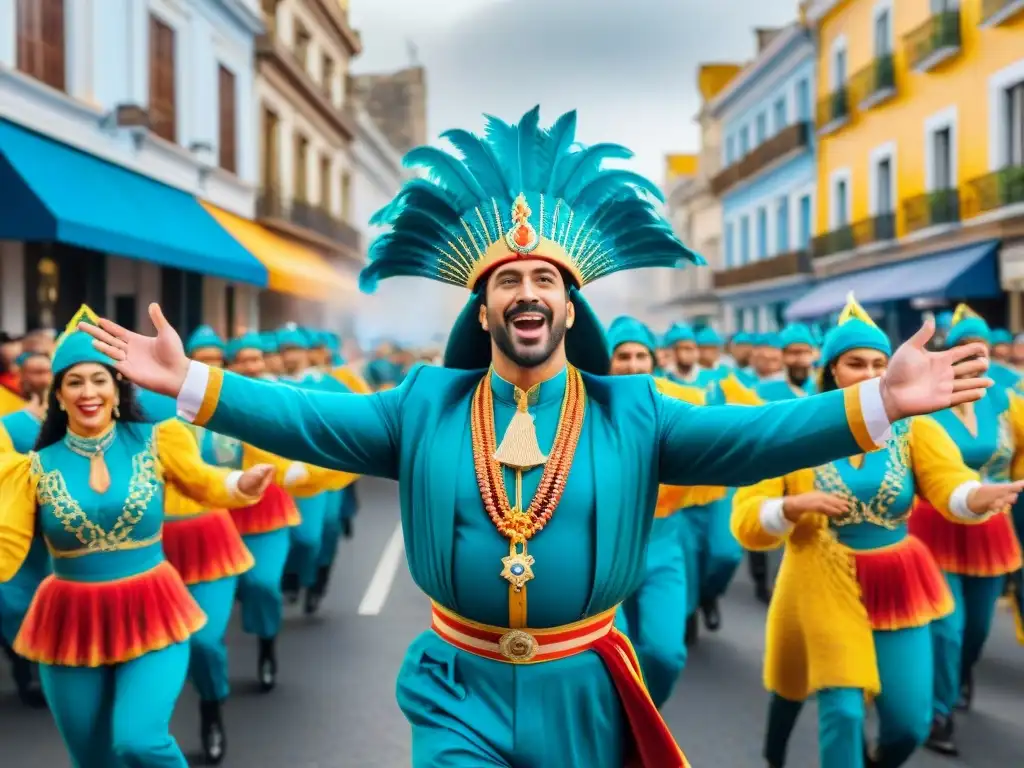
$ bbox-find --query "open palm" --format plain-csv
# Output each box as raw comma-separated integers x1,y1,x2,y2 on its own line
78,303,191,397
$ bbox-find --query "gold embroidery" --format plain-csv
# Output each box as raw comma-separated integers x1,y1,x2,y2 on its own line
813,421,912,530
34,438,159,554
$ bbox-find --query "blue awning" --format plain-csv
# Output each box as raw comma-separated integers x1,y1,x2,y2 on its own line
785,240,1000,321
0,120,267,286
719,279,813,308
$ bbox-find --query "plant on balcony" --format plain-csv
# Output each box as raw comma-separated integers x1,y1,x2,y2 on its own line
873,54,895,92
830,87,848,121
998,165,1024,205
927,188,960,225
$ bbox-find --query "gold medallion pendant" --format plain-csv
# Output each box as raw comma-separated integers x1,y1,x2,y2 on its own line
501,540,535,591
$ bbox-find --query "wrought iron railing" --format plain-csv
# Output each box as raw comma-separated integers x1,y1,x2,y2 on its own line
903,188,961,233
816,87,850,129
905,10,961,70
811,225,855,258
850,54,895,105
962,166,1024,217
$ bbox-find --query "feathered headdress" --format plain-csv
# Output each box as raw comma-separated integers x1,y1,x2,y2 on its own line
820,293,890,365
360,106,703,293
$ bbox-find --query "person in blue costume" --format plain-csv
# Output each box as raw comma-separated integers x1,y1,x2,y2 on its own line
734,294,1024,768
694,325,731,385
755,323,818,402
606,315,701,708
907,304,1024,756
83,106,994,768
0,306,275,768
725,331,753,373
663,322,715,389
365,340,406,391
0,348,51,708
989,328,1013,364
260,331,283,378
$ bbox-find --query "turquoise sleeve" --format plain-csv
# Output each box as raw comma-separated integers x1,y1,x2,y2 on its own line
656,387,860,486
203,366,417,480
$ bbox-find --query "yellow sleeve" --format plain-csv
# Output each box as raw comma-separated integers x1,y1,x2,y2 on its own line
0,453,38,582
0,387,24,417
155,420,259,509
333,367,373,395
720,374,763,406
909,417,983,523
1009,393,1024,480
0,423,14,453
654,377,706,405
731,475,790,551
241,444,359,497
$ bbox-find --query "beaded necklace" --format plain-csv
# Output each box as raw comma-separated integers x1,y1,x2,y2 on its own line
64,424,117,494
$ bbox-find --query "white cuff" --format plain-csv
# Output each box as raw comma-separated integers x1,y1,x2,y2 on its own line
176,361,211,423
225,470,243,498
859,377,893,446
760,498,794,536
949,480,983,520
283,462,309,487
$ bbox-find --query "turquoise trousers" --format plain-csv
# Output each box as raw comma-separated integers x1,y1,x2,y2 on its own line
616,514,689,708
397,630,629,767
40,641,190,768
317,489,344,570
930,572,1004,716
188,575,238,702
0,539,49,643
678,493,743,614
764,626,932,768
286,493,329,588
239,529,292,639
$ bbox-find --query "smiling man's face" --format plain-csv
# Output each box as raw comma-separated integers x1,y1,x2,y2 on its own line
480,259,574,369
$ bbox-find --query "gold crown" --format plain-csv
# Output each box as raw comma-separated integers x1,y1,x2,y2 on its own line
951,303,981,325
837,292,877,328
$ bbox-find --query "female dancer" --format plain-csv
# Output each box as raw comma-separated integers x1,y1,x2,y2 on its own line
908,304,1024,756
0,306,274,768
732,296,1024,768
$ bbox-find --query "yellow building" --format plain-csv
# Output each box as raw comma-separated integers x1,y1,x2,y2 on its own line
787,0,1024,329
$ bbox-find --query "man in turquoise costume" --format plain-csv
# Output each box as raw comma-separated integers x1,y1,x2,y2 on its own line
663,322,716,389
0,349,51,707
756,323,819,402
83,106,995,768
694,325,731,385
726,331,756,384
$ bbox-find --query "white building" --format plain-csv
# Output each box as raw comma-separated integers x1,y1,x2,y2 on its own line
0,0,267,337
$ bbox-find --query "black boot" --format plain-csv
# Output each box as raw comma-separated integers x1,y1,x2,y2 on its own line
304,566,331,616
749,552,771,604
257,637,277,693
685,612,699,647
199,699,226,764
700,598,721,631
281,572,300,605
955,668,973,711
924,713,958,756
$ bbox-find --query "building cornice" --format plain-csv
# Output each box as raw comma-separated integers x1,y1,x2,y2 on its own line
706,23,810,118
312,0,362,56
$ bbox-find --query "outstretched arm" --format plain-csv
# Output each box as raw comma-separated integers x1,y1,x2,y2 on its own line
658,379,891,487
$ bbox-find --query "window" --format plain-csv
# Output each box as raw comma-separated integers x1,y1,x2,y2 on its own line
148,15,177,143
833,46,847,87
725,135,736,165
874,8,891,56
876,157,893,212
260,106,280,190
294,23,311,70
294,134,309,202
933,127,952,189
773,97,787,132
322,54,335,100
319,154,332,210
740,216,751,264
1005,81,1023,166
16,0,65,91
756,207,768,258
340,171,352,219
835,178,849,226
776,197,790,252
739,126,750,155
798,194,812,249
724,222,735,267
796,78,810,121
733,307,744,332
756,112,767,143
217,65,237,173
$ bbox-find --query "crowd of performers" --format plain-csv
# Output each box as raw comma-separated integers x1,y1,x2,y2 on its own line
0,103,1022,768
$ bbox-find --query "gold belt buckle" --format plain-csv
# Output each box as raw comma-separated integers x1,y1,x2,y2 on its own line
498,629,538,662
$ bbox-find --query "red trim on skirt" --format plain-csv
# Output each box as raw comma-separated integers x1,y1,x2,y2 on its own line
163,509,254,585
228,483,300,537
908,499,1022,577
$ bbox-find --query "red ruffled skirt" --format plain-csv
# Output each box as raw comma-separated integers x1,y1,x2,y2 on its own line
15,561,206,667
228,483,300,537
851,535,953,631
909,499,1022,577
163,509,254,586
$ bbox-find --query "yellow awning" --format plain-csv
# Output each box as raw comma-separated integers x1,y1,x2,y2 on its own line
201,202,354,301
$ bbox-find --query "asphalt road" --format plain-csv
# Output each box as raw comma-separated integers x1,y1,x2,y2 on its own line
1,478,1021,767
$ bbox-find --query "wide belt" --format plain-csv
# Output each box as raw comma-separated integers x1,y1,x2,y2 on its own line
430,602,616,664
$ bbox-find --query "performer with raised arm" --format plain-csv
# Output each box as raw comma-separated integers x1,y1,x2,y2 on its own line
81,106,994,768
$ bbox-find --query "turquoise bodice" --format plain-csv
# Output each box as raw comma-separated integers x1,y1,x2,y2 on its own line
453,368,596,627
930,391,1013,481
757,378,816,403
1,409,41,453
814,420,915,550
33,423,165,581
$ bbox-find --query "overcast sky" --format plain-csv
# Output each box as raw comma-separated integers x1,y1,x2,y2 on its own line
347,0,800,346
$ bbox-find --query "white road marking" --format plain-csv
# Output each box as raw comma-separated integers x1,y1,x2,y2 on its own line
357,521,405,615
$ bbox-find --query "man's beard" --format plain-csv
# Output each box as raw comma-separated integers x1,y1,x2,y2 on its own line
788,367,810,386
490,303,566,368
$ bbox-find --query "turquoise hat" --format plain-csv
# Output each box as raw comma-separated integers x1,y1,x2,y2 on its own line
756,333,783,349
184,325,225,355
663,322,696,346
695,326,722,347
227,331,263,362
779,323,816,349
15,350,47,367
990,328,1012,345
52,305,115,375
945,304,991,346
820,294,891,365
260,331,279,354
730,331,752,346
936,310,954,330
606,316,659,355
277,327,309,350
361,106,702,375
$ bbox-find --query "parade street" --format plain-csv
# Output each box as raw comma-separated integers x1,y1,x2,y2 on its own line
1,478,1021,768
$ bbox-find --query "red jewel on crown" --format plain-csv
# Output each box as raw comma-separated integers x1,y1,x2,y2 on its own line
504,194,539,254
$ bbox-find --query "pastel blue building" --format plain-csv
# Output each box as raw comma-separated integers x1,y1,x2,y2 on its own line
706,24,818,335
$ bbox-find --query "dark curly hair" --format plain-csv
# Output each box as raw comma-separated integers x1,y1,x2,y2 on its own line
35,364,146,451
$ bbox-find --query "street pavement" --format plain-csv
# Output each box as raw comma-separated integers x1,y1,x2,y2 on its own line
2,477,1021,766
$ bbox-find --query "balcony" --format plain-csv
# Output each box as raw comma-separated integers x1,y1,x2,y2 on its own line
980,0,1024,27
852,54,897,111
811,225,855,258
708,122,811,196
257,187,363,254
256,33,356,140
905,10,962,73
816,86,850,136
712,249,812,290
852,212,897,245
962,166,1024,218
903,188,961,234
